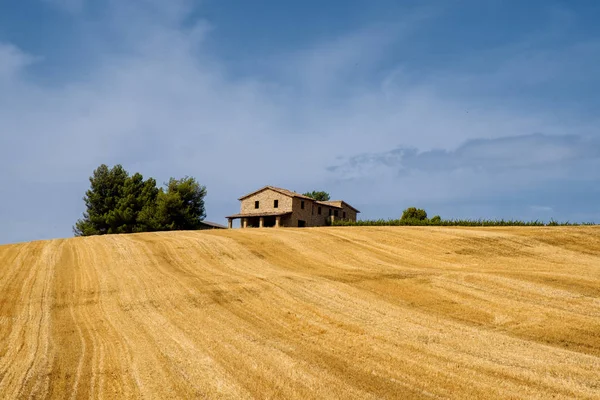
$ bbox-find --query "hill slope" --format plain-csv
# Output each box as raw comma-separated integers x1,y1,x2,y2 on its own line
1,227,600,399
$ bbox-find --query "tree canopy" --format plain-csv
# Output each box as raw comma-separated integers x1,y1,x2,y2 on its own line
401,207,428,221
74,164,206,236
303,190,331,201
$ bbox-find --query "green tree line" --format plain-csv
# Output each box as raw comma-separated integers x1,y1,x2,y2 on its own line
331,207,586,227
74,164,207,236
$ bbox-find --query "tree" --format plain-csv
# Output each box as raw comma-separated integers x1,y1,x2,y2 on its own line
401,207,428,221
74,164,129,236
151,177,207,231
303,190,331,201
107,173,159,233
74,165,206,236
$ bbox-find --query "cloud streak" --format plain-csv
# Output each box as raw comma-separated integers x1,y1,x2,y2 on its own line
329,133,600,176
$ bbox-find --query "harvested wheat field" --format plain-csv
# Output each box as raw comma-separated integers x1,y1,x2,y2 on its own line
1,227,600,399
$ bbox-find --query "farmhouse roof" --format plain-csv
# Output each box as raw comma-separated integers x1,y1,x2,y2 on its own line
315,201,342,209
318,200,361,213
238,186,314,201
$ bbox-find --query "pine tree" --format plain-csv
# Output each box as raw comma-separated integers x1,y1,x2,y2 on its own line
74,164,129,236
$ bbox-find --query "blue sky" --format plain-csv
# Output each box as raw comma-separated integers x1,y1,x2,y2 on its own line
1,0,599,243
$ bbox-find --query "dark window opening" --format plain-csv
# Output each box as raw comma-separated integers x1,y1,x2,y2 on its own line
298,220,306,227
274,200,279,208
255,201,259,209
329,209,332,216
343,211,346,218
334,210,339,217
301,201,305,209
318,207,322,215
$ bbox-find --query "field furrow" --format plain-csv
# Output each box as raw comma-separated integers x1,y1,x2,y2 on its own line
0,226,599,399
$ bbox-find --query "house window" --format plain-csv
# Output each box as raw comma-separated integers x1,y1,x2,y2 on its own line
255,201,259,209
318,207,322,215
343,211,346,218
274,200,279,208
334,210,339,217
329,209,332,216
301,201,305,209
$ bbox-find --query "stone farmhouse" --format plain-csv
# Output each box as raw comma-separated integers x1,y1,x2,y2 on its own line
226,186,360,228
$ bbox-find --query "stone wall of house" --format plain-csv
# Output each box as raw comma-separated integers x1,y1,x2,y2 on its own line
240,189,293,215
340,206,357,222
280,214,293,227
312,203,333,227
319,201,358,222
290,197,315,227
289,199,343,227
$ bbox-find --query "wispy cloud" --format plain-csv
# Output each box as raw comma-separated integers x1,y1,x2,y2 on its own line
530,205,553,212
0,43,36,78
0,1,599,243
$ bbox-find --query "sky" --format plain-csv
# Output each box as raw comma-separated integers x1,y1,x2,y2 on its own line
1,0,599,244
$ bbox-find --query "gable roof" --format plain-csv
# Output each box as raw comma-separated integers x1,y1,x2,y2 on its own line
238,186,314,201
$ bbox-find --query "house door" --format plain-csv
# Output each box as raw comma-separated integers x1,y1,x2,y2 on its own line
297,220,306,227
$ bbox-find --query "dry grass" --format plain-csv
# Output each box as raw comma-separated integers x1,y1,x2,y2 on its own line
1,226,599,399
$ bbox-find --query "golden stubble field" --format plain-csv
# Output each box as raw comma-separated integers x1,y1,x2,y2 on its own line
0,226,599,399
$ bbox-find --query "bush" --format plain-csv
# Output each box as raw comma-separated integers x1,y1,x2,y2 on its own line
401,207,428,221
430,215,441,223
